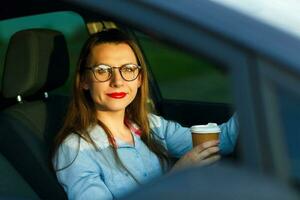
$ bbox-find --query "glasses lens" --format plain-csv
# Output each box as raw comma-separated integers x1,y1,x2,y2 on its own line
93,65,111,81
120,64,140,81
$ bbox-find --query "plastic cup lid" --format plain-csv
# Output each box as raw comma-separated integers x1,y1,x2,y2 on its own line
190,123,221,134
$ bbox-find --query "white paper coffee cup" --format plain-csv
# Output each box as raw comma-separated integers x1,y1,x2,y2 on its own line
190,123,220,147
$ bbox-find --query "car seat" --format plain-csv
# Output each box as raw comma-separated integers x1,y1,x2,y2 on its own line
0,152,39,199
0,28,70,199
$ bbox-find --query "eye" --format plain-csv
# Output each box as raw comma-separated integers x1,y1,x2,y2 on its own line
94,65,111,74
121,64,138,73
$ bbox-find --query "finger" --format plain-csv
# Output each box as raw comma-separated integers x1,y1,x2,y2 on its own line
196,154,221,167
195,140,219,152
197,146,219,160
202,140,219,148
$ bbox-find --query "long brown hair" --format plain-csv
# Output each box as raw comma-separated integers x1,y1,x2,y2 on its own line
52,29,169,175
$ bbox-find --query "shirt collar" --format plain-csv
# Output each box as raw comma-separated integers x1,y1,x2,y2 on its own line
88,120,142,149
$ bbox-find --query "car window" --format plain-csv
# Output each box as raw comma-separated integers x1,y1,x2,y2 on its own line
135,32,233,104
0,11,89,94
257,58,300,187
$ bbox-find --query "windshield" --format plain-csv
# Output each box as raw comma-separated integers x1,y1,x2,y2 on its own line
210,0,300,39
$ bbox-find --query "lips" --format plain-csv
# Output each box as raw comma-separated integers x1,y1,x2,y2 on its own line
106,92,127,99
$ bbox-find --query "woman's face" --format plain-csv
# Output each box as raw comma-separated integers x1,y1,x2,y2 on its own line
82,43,141,113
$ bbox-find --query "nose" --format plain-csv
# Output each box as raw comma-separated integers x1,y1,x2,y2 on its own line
109,68,124,87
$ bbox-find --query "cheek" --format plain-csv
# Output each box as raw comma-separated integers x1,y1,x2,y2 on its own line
137,75,142,88
130,83,140,100
81,72,102,91
132,78,141,93
88,83,105,97
87,86,104,105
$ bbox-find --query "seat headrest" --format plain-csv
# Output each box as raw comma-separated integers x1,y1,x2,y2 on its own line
1,28,69,99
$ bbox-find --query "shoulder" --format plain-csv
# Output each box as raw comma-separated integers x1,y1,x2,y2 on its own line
148,113,166,129
62,125,110,151
53,125,110,169
148,113,183,130
148,113,174,140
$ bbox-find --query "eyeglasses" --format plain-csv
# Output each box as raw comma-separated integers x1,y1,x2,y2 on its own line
85,63,142,82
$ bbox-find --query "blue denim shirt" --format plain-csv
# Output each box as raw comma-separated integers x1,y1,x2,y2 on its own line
53,114,238,200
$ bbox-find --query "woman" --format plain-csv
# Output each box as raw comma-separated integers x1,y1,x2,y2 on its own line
52,29,238,200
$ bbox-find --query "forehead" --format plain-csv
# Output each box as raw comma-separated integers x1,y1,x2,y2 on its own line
89,42,137,65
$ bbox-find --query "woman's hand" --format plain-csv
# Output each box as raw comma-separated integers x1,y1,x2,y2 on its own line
171,140,220,172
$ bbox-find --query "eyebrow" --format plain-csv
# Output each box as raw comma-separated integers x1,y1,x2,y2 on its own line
91,63,138,68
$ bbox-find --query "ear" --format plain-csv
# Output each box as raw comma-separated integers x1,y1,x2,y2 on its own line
81,76,90,90
81,82,89,90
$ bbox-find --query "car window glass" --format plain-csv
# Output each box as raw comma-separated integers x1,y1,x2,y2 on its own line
278,86,300,182
258,58,300,186
0,11,89,94
135,32,233,104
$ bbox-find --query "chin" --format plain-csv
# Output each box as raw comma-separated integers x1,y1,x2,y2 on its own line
101,102,130,112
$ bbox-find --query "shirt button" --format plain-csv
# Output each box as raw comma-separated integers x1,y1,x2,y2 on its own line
143,173,147,177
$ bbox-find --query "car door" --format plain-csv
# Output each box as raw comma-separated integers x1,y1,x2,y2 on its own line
80,0,300,196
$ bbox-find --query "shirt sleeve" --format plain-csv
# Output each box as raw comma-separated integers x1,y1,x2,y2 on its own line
219,113,239,155
53,136,113,200
149,114,192,158
149,113,239,157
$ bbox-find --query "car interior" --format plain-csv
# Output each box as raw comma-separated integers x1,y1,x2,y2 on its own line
0,14,235,199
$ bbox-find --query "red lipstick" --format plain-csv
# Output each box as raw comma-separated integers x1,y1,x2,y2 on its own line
106,92,127,99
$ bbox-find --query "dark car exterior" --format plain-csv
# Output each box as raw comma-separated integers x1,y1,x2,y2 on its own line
0,0,300,199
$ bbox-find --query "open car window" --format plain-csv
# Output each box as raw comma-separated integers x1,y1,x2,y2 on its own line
135,32,233,104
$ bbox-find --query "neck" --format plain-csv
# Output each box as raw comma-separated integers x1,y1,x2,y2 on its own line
96,110,126,128
96,109,135,146
96,110,131,139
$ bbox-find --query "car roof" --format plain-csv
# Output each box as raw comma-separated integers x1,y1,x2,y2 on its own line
1,0,300,72
211,0,300,40
52,0,300,74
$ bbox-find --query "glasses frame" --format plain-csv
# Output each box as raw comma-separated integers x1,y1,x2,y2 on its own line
85,63,142,82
